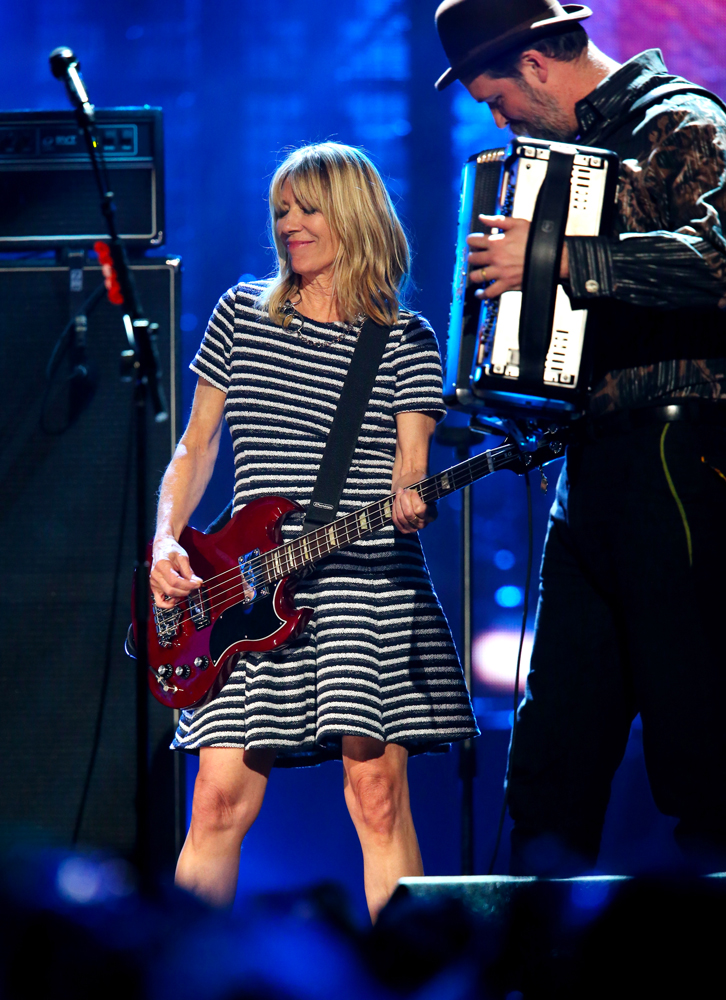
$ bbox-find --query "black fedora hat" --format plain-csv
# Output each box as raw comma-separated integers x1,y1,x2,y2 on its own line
435,0,593,90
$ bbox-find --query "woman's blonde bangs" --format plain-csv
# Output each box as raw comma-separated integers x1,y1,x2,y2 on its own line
259,143,410,328
270,160,329,220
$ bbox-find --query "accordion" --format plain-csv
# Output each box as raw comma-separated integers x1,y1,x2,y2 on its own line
444,138,619,423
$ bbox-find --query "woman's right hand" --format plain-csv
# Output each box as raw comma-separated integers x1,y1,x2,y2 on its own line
150,535,203,607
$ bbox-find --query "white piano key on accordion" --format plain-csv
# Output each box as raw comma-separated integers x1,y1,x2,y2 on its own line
565,164,609,237
544,287,588,386
489,291,523,376
512,157,548,219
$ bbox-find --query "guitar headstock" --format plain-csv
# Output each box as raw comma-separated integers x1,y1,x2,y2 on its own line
502,426,569,476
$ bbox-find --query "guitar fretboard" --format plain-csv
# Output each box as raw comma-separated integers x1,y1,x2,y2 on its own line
153,436,559,639
256,442,519,585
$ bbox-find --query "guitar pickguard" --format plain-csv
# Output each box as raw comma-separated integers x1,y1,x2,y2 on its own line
209,584,286,665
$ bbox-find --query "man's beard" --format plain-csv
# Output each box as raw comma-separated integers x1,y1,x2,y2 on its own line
509,78,577,142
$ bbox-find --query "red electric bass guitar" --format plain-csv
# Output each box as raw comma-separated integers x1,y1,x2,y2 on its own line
134,435,563,709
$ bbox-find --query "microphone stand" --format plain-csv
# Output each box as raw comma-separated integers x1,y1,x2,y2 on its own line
435,420,486,875
50,48,168,888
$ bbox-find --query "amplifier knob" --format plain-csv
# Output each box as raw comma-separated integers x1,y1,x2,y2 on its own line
158,664,173,680
175,664,192,679
194,656,210,670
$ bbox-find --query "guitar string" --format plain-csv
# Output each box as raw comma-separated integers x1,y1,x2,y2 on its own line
167,450,500,613
156,453,516,633
156,447,519,632
155,446,518,634
218,445,514,592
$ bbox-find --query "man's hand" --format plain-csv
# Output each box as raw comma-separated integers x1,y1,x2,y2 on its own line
150,535,202,607
468,214,569,298
467,215,530,298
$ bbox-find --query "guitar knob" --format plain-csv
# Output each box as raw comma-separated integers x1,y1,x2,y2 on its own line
194,656,210,671
158,664,173,680
174,664,191,679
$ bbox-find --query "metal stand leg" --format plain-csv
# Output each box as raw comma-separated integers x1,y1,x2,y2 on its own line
133,378,150,885
435,423,486,876
459,477,476,875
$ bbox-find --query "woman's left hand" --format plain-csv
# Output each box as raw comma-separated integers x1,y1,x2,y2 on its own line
392,485,438,534
391,412,438,534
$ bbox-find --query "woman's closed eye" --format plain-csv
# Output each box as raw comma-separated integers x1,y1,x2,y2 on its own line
275,204,319,218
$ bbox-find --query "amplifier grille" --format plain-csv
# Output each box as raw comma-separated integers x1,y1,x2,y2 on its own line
0,165,156,241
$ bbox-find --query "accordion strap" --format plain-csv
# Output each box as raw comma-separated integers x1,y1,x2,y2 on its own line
598,82,726,151
302,317,392,532
624,82,726,125
519,145,575,386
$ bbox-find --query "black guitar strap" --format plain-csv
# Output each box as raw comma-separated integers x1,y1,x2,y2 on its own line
125,321,392,660
205,316,392,536
302,317,392,532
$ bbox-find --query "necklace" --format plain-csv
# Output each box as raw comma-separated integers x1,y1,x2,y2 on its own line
282,300,358,349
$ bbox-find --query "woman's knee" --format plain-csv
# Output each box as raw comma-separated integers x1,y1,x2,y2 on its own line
190,775,249,837
346,766,403,837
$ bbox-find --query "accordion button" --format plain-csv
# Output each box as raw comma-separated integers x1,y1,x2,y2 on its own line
585,279,600,294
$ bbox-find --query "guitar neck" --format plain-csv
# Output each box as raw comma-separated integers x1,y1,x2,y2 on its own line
258,441,522,585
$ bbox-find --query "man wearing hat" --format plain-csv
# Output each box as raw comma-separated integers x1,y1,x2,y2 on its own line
435,0,726,875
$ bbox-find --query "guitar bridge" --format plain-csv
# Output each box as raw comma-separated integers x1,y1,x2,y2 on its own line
239,549,270,604
153,604,182,647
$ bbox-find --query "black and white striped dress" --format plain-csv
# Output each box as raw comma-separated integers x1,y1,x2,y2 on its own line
172,282,478,766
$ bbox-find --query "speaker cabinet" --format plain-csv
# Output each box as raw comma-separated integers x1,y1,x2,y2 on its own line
0,255,183,867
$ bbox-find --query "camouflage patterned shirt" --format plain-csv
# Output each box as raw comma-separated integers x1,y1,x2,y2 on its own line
563,49,726,415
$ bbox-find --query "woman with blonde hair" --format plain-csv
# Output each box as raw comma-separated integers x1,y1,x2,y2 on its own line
150,142,478,920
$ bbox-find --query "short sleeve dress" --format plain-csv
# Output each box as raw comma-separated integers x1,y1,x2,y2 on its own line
172,282,479,766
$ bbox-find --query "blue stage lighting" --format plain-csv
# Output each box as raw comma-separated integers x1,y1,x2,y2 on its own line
495,585,523,608
494,548,516,570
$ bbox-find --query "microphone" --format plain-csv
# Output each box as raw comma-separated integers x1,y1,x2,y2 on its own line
49,47,95,120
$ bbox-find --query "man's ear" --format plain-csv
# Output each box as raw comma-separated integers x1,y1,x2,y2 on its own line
518,49,549,84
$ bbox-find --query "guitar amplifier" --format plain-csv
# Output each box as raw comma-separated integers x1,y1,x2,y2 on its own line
0,256,183,863
0,108,164,249
444,138,618,423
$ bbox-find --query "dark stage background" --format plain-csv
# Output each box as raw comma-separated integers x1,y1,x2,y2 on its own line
1,0,724,918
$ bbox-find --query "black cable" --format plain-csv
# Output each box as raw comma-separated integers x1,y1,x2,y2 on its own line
45,282,106,380
72,401,134,846
487,464,534,875
40,282,106,435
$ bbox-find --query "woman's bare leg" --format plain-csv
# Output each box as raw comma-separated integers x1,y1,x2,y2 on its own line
175,746,276,907
341,736,423,922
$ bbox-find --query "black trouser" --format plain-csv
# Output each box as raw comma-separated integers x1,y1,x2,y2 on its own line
508,417,726,875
